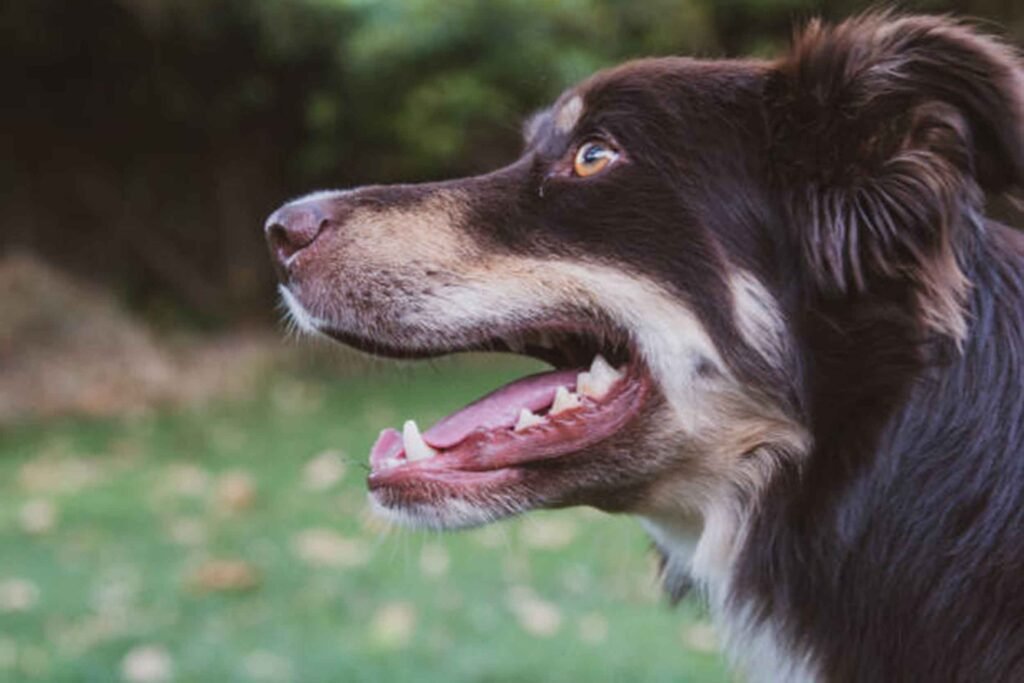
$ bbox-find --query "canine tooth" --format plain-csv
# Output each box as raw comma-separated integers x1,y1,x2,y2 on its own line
578,355,623,400
590,354,623,383
514,408,546,432
550,386,582,415
576,371,594,398
403,420,437,462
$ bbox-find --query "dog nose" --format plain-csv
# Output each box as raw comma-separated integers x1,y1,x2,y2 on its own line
264,202,328,274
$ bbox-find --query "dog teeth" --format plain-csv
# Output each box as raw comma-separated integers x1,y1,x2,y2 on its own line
550,386,582,415
403,420,437,462
514,408,546,432
590,354,622,381
577,354,624,400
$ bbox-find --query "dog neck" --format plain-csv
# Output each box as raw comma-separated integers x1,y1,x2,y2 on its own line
641,501,821,683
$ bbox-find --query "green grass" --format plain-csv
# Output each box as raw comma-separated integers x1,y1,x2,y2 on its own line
0,357,729,682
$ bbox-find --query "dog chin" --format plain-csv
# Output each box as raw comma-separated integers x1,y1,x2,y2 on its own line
367,493,506,531
278,285,327,338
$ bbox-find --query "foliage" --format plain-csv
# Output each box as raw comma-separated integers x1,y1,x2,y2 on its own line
2,0,1021,321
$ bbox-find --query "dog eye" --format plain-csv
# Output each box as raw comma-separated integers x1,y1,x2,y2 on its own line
572,140,618,177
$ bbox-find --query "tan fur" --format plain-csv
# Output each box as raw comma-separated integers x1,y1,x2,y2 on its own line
341,190,477,267
729,271,789,366
554,95,584,134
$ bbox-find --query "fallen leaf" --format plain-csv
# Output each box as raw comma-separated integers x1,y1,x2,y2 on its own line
471,524,507,549
121,645,173,683
303,450,347,491
214,470,256,512
681,622,719,653
293,529,370,569
18,499,57,535
519,516,577,549
506,586,562,637
18,457,99,494
185,559,260,594
0,578,39,612
369,602,417,649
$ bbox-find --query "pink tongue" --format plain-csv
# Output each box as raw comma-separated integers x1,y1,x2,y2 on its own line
422,369,578,448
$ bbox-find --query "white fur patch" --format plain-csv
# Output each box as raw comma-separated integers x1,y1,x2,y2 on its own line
279,285,327,337
730,271,787,367
724,607,818,683
642,512,820,683
555,95,584,133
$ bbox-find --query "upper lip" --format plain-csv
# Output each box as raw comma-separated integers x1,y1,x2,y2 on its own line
319,320,632,370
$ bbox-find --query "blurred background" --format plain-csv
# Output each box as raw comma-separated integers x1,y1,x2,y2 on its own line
1,1,1021,681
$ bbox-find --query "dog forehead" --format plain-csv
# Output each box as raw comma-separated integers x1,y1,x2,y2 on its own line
525,61,685,146
581,57,688,96
582,57,769,107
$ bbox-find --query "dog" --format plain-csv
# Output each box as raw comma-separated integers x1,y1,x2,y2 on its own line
264,13,1024,682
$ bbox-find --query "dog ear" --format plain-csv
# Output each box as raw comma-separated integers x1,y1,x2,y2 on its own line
769,13,1024,339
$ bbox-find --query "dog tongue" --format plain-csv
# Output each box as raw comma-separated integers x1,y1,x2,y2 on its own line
422,370,578,448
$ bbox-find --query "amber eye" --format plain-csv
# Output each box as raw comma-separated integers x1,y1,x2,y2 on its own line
572,140,618,177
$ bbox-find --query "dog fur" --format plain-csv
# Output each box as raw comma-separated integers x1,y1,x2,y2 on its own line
266,13,1024,682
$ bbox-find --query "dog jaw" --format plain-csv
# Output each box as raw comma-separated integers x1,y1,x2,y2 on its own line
275,179,808,536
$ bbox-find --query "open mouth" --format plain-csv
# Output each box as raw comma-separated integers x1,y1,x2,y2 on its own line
359,327,651,491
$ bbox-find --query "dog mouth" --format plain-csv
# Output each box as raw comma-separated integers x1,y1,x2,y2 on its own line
349,325,652,493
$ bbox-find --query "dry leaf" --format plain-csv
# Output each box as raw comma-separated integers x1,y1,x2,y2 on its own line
215,470,257,512
519,516,577,549
303,450,347,491
369,602,417,649
0,578,39,613
18,499,57,535
185,559,260,594
682,622,719,653
506,586,562,637
121,645,173,683
293,529,370,569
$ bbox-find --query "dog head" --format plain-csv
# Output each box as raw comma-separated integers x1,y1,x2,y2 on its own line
265,14,1024,540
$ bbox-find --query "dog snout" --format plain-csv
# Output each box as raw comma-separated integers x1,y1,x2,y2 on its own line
264,201,330,278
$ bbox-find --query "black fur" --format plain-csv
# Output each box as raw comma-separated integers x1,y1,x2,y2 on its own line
266,12,1024,681
737,14,1024,681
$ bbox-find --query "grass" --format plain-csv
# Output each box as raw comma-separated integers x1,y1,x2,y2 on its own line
0,356,729,682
